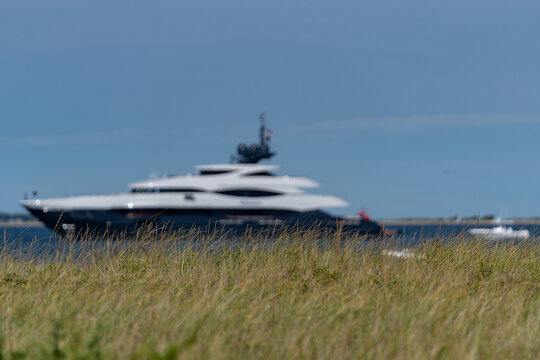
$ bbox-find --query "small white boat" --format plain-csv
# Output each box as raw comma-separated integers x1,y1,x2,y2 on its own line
468,222,530,241
382,248,425,259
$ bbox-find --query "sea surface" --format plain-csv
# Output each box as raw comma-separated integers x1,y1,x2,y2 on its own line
1,223,538,258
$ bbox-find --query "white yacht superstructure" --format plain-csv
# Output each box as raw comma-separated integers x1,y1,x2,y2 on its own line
22,164,347,215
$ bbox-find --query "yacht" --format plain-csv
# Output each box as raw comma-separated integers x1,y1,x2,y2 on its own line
21,115,386,236
468,218,530,241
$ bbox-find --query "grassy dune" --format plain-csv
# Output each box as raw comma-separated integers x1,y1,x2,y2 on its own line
0,230,538,359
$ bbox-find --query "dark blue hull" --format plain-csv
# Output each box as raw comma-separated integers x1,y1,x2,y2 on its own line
24,207,384,237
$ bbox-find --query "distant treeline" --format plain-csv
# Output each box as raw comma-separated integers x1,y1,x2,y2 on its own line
0,213,34,222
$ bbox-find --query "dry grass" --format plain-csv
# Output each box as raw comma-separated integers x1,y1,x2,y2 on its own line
0,229,538,359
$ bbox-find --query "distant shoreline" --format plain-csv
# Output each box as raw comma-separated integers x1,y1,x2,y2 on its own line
0,221,44,228
379,219,540,225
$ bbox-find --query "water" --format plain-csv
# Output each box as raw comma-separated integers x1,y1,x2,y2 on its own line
3,223,540,243
1,223,538,259
1,226,57,245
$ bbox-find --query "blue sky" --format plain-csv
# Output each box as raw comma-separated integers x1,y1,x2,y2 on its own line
1,0,540,218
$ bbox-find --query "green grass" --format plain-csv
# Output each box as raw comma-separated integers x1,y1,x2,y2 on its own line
0,229,538,359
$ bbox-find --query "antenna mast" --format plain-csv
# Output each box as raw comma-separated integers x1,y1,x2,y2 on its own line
259,111,266,147
232,112,276,164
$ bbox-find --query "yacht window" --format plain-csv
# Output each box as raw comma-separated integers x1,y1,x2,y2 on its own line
132,188,205,193
244,171,276,177
159,188,205,193
216,189,281,197
132,188,157,193
199,170,233,176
